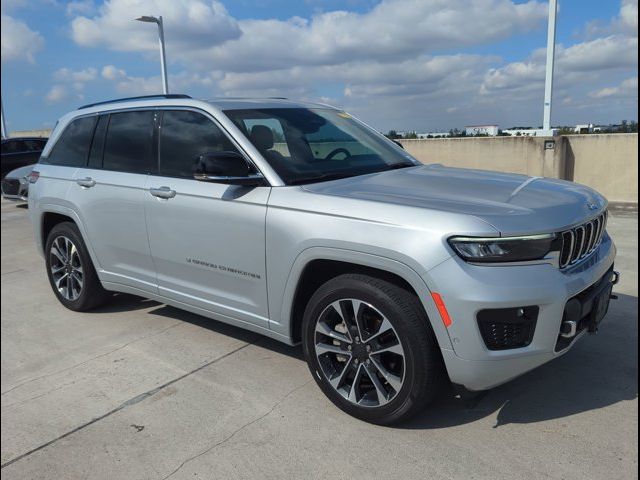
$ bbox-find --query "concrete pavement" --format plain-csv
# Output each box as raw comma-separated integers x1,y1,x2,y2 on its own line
1,199,637,480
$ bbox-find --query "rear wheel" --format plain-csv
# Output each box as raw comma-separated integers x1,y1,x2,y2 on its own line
302,273,443,424
45,222,110,311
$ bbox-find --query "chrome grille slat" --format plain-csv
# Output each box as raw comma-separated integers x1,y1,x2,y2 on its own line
559,211,607,269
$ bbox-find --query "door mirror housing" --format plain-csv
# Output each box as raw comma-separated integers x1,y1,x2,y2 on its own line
193,151,265,186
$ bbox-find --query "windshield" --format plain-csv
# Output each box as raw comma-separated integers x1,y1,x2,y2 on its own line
223,108,419,185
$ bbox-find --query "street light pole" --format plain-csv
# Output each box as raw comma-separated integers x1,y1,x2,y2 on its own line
135,15,169,94
542,0,557,134
1,95,7,139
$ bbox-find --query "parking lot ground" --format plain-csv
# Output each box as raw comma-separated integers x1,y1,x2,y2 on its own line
1,198,637,480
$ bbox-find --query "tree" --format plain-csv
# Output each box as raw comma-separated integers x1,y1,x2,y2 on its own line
385,130,400,139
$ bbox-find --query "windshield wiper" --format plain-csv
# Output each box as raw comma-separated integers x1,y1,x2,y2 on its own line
386,161,418,170
288,172,358,185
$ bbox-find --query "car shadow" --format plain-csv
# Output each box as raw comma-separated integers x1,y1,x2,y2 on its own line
93,291,637,427
401,292,638,429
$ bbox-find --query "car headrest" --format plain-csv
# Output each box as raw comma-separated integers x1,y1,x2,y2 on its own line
250,125,274,151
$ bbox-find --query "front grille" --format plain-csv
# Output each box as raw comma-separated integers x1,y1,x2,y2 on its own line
477,306,539,350
559,211,608,269
1,178,21,196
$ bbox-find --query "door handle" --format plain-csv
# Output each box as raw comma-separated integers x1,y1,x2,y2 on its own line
76,177,96,188
149,186,176,199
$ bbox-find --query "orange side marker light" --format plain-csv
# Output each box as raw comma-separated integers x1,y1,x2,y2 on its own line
431,292,453,328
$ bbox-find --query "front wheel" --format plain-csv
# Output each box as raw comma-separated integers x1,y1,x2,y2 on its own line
302,273,443,425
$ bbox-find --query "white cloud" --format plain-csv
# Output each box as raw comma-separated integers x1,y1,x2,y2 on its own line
619,0,638,32
45,85,69,104
63,0,637,130
480,35,638,96
101,64,127,80
1,14,44,63
98,65,217,95
71,0,241,53
66,0,96,17
590,77,638,99
195,0,546,73
53,67,98,82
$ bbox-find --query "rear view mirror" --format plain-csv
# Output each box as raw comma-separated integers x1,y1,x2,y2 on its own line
193,151,265,186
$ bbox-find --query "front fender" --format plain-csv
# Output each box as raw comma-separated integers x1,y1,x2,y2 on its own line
271,246,454,351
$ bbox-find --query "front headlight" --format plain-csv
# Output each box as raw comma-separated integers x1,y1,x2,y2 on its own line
448,234,559,263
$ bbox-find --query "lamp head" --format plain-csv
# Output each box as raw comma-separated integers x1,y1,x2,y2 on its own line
135,15,159,23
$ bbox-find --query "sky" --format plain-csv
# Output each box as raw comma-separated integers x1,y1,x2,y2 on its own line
1,0,637,133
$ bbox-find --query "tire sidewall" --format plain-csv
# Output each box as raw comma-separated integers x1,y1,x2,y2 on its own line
302,276,430,424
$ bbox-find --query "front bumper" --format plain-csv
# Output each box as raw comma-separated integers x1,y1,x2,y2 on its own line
1,177,29,201
425,233,617,391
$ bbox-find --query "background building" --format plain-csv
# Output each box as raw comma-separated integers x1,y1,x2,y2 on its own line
465,125,499,136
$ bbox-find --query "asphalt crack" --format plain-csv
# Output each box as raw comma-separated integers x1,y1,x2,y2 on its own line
0,340,256,470
161,379,313,480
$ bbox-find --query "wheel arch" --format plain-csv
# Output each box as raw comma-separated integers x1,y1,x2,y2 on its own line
38,204,102,272
278,247,453,351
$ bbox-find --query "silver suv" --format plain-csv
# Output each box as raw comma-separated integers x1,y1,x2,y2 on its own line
29,94,619,424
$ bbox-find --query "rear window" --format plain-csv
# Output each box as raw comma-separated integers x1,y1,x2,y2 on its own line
103,111,156,174
46,116,97,167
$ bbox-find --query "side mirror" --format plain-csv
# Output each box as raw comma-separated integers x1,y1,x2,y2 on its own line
193,151,265,186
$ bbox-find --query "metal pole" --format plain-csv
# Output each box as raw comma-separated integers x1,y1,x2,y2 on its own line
543,0,557,133
157,16,169,94
1,95,7,139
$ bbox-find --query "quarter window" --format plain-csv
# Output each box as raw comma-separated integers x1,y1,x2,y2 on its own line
103,111,156,174
46,116,97,167
159,110,242,178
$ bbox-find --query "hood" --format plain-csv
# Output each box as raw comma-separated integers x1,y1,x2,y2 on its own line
302,164,607,235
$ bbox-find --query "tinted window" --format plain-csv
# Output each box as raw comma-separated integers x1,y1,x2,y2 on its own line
47,116,97,167
103,111,156,174
23,139,45,151
159,110,241,178
2,140,25,154
224,108,417,185
88,115,108,169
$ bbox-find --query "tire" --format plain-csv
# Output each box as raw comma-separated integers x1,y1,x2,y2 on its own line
302,273,443,425
45,221,110,311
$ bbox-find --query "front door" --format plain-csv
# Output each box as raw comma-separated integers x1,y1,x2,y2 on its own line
145,109,270,328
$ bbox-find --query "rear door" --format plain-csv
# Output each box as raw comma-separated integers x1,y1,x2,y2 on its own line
65,110,158,293
144,109,270,328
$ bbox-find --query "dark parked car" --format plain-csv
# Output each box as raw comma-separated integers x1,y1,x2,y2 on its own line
1,137,47,178
1,164,35,201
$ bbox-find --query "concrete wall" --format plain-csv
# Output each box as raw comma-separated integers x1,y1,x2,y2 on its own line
9,129,52,138
564,134,638,205
399,134,638,205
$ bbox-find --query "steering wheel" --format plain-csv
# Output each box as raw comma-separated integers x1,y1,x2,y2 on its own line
324,148,352,161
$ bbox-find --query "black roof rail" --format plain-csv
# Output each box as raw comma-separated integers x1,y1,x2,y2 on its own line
77,94,192,110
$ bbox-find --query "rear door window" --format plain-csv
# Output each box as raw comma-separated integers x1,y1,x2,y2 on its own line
46,116,97,167
103,111,156,174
